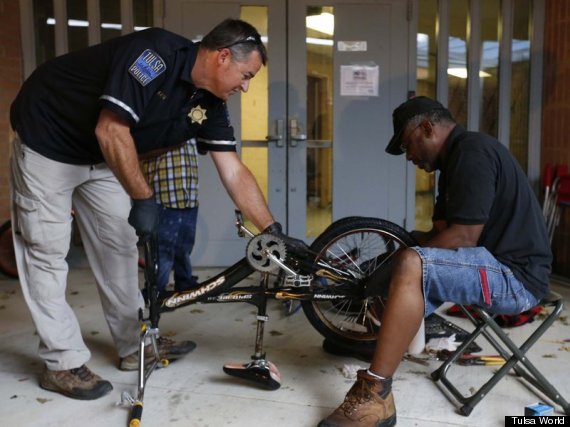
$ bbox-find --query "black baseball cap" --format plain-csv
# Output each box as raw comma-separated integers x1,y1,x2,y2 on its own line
385,96,448,155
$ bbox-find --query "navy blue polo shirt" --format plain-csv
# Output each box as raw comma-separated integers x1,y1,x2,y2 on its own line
433,125,552,300
10,28,235,165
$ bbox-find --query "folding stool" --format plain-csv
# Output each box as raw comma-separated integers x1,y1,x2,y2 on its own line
431,292,570,416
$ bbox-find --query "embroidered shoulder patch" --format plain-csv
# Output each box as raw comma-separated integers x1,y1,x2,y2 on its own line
128,49,166,86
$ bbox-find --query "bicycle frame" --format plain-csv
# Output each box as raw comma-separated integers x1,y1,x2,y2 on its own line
159,211,363,313
126,211,365,427
160,258,361,309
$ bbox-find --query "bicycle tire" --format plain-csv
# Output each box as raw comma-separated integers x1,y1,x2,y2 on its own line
301,216,417,349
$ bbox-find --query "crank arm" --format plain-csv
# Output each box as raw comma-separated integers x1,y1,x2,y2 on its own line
264,249,297,276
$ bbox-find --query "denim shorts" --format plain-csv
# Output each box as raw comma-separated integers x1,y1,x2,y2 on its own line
411,246,539,317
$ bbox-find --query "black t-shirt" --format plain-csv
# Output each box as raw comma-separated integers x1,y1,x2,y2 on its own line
433,125,552,299
10,28,235,165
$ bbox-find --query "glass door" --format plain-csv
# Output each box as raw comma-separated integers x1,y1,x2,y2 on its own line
240,4,334,239
165,0,412,265
285,0,412,240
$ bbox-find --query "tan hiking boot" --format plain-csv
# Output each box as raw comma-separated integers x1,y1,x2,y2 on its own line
318,370,396,427
119,336,196,371
40,365,113,400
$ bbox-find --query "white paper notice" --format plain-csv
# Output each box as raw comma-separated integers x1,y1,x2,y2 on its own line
340,65,379,97
338,41,367,52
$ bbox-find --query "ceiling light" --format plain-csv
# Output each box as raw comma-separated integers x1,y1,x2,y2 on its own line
306,12,334,36
447,68,492,79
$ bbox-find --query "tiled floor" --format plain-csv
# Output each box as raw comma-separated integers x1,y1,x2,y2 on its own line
0,266,569,427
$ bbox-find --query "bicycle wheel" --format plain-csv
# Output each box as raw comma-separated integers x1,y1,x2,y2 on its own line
301,216,417,349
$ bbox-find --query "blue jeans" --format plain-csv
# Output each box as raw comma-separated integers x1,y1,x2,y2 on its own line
156,205,199,293
411,246,540,317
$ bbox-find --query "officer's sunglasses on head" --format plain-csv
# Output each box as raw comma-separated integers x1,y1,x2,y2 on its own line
221,34,263,49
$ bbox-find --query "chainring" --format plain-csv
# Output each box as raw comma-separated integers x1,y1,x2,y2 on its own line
246,234,287,273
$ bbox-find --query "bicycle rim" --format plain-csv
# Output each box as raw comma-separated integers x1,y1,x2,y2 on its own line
301,217,416,348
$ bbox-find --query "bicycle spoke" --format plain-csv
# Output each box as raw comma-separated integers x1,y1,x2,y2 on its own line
308,227,411,341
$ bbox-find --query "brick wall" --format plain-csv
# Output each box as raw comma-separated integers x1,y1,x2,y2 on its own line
542,0,570,277
0,1,21,221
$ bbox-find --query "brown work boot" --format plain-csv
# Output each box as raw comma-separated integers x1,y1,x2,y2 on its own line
318,370,396,427
40,365,113,400
119,336,196,371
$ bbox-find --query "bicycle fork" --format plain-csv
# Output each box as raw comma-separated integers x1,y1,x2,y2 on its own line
222,272,282,390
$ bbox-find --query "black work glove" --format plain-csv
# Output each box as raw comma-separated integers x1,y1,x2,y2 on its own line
128,195,160,238
263,222,310,259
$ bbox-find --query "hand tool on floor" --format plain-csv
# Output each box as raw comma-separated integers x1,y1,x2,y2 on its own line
457,354,505,366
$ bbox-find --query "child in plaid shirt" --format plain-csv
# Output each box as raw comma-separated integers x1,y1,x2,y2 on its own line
141,139,199,296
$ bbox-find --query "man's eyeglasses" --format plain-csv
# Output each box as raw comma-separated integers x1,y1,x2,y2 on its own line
222,35,263,49
400,123,423,153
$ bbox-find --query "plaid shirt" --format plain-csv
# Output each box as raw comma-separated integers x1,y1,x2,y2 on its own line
141,139,199,209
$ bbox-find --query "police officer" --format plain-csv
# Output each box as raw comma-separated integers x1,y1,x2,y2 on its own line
10,18,301,400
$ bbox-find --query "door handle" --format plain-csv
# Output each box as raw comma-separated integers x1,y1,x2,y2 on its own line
289,118,307,147
266,119,284,147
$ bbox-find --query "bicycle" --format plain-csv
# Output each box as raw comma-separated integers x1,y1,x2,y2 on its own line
125,211,417,427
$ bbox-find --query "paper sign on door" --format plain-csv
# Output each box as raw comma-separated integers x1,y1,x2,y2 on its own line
340,65,379,97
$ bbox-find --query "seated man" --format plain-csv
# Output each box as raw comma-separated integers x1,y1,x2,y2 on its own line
319,96,552,427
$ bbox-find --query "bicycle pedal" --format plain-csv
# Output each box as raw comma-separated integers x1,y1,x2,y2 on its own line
223,360,281,390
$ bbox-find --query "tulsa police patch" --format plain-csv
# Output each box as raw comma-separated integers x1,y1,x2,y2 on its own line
128,49,166,86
